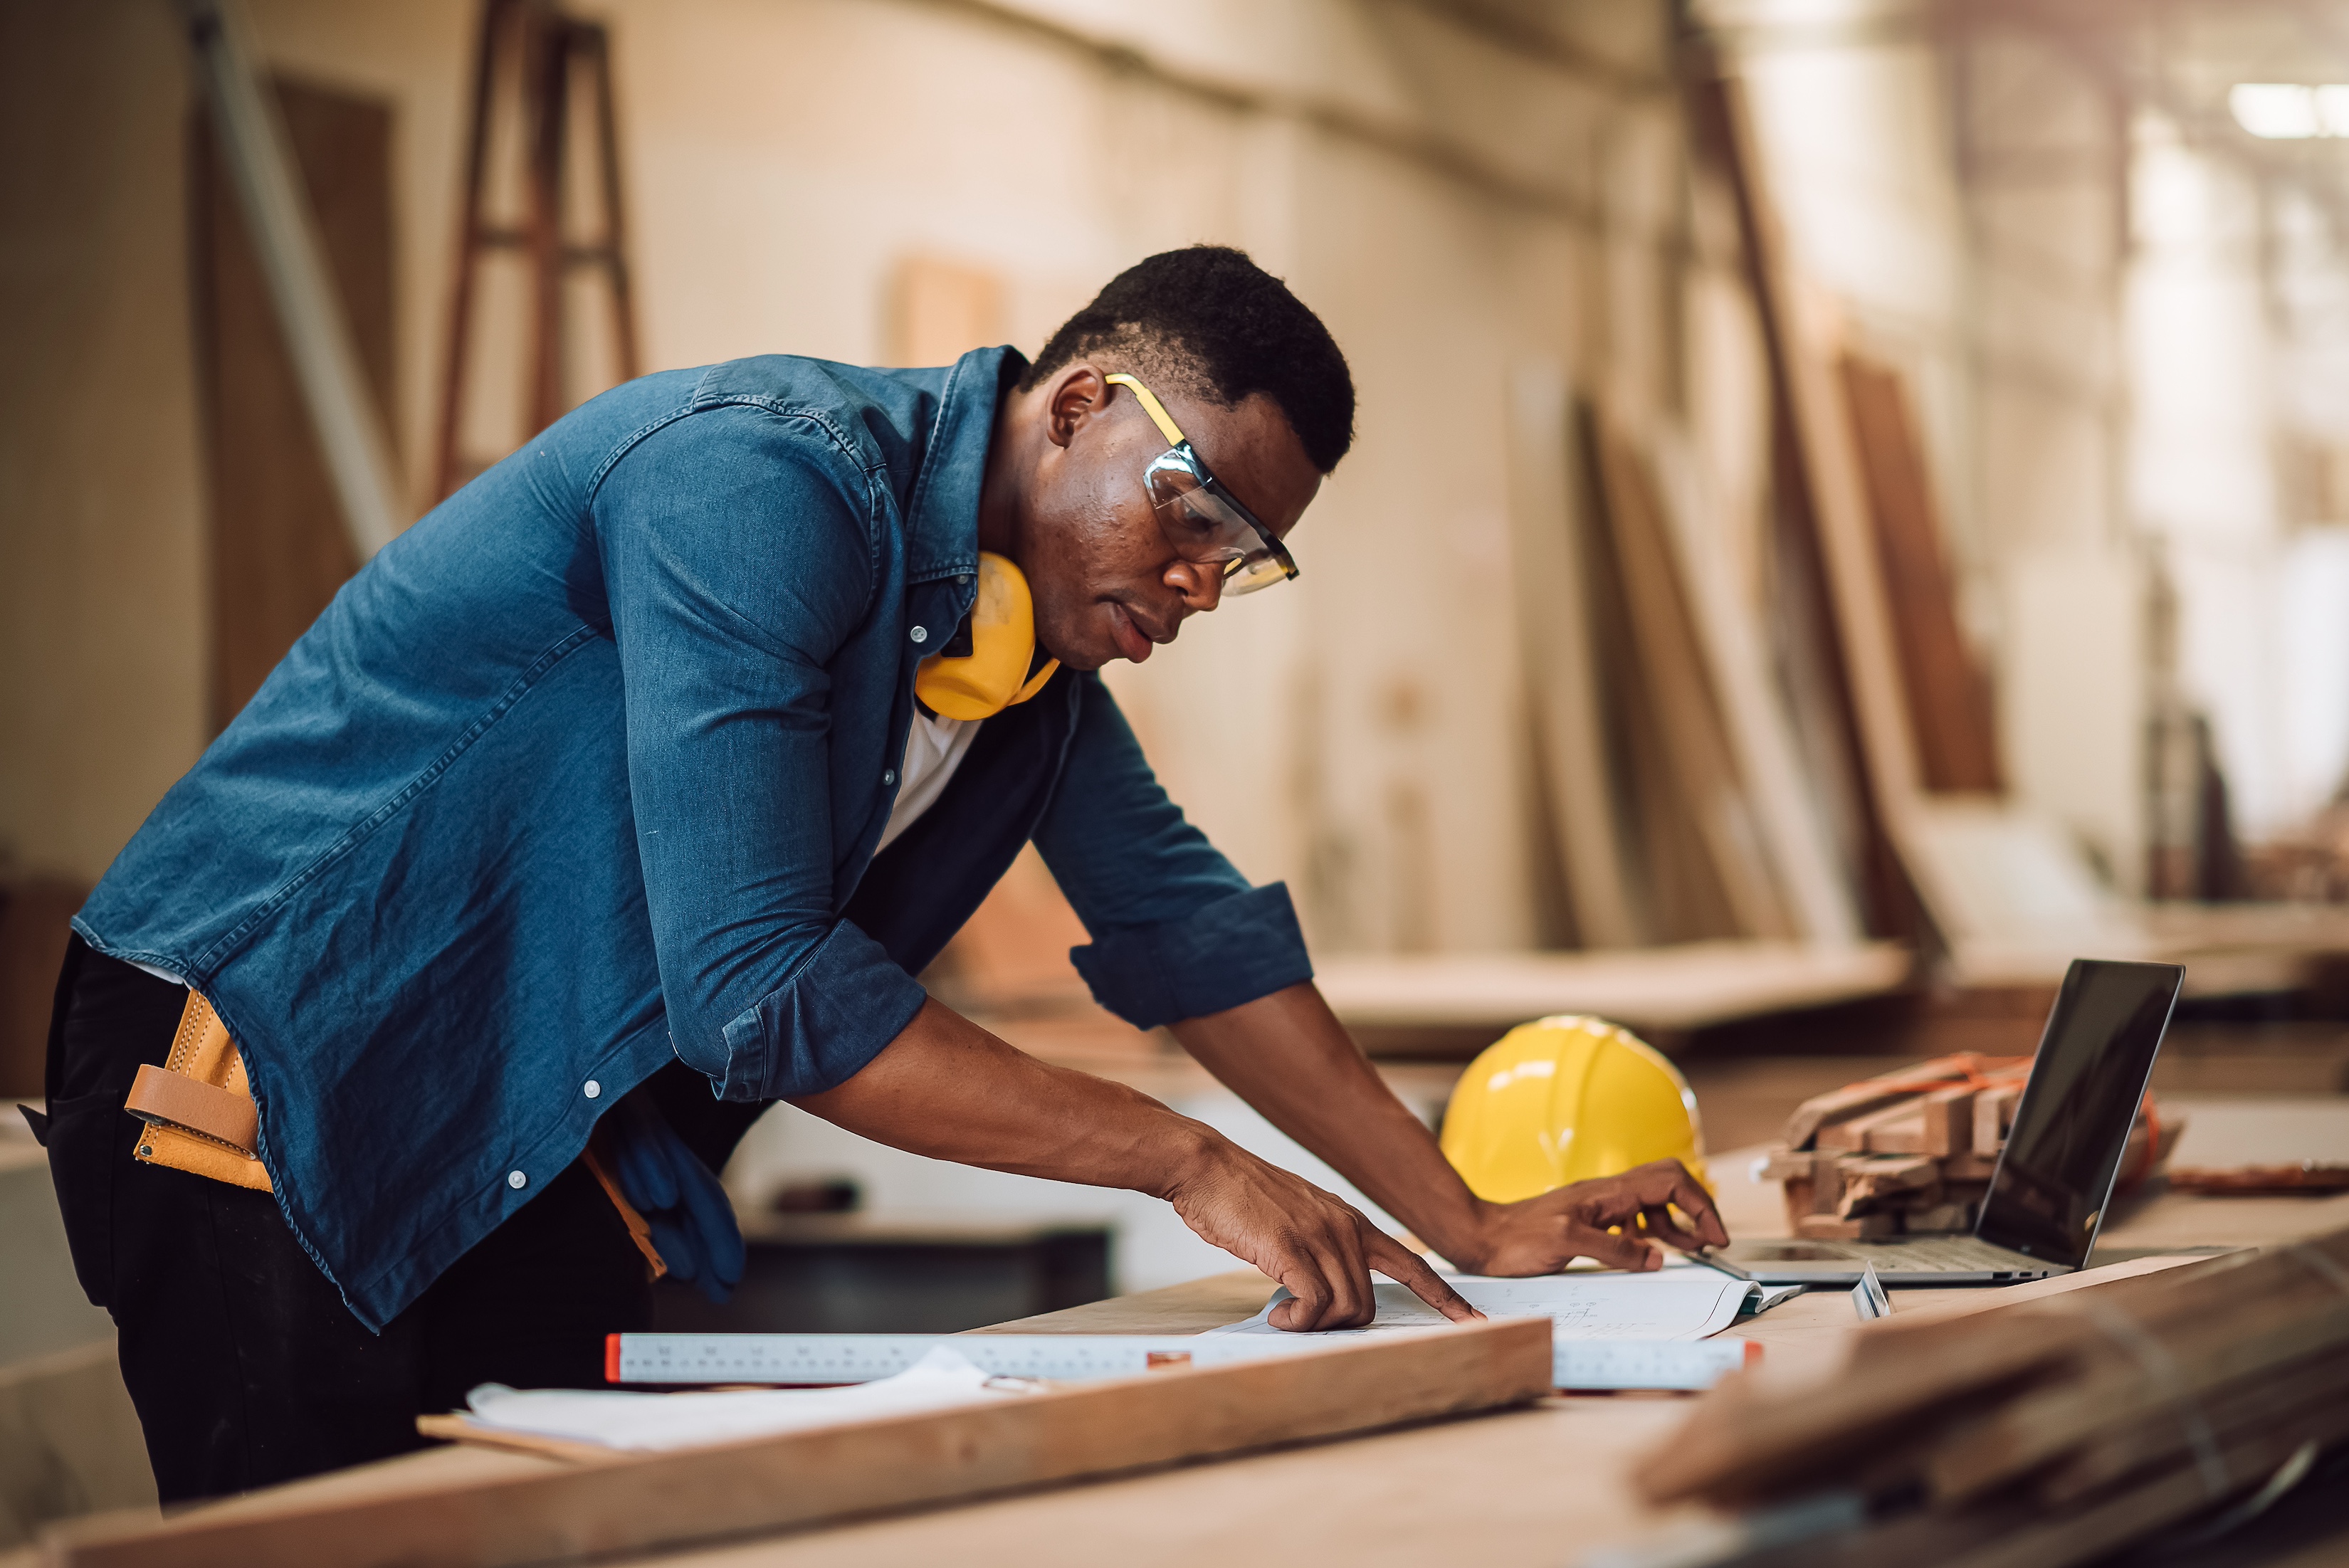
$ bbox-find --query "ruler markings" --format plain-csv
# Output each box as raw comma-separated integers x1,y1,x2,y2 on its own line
610,1331,1755,1391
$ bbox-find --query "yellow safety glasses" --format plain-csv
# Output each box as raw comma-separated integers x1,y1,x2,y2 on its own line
1105,373,1300,595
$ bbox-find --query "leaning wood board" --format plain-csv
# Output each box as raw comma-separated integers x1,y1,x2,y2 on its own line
1592,414,1792,942
41,1317,1550,1568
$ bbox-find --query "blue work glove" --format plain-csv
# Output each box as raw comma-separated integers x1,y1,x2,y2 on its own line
606,1092,746,1304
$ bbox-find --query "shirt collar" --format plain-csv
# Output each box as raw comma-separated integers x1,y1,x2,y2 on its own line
903,345,1027,584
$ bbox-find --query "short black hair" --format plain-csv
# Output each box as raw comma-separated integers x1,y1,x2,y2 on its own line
1021,246,1355,473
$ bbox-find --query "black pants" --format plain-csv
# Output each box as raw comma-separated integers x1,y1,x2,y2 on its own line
41,937,660,1503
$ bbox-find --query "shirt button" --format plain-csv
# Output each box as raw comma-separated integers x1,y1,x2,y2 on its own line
883,769,897,786
909,625,928,644
583,1080,601,1100
508,1169,527,1190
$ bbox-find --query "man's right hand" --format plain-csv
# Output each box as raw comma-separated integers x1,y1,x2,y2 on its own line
1159,1137,1481,1332
789,999,1479,1333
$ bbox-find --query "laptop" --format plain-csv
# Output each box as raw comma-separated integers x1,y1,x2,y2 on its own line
1708,957,2185,1286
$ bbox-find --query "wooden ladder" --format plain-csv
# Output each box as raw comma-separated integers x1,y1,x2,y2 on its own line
433,0,640,500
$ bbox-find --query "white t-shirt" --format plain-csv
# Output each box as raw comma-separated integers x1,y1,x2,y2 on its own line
129,715,984,989
876,710,980,853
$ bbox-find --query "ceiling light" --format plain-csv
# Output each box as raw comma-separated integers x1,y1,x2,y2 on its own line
2231,83,2349,138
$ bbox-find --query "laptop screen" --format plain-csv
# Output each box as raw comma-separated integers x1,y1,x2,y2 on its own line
1975,959,2184,1269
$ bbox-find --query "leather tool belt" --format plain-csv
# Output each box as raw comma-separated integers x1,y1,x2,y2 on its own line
124,989,666,1277
125,989,271,1190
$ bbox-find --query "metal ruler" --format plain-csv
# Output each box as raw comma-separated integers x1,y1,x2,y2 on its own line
606,1332,1323,1387
1552,1337,1757,1390
608,1331,1758,1391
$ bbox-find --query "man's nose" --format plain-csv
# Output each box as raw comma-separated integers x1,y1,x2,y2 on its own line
1167,559,1224,614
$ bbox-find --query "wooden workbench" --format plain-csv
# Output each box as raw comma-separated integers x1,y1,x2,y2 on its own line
629,1094,2349,1565
97,1098,2349,1567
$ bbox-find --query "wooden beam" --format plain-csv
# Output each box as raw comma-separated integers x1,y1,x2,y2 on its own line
1839,354,2004,795
1646,429,1865,945
1686,68,1917,940
1591,416,1793,942
1505,362,1644,947
43,1318,1550,1568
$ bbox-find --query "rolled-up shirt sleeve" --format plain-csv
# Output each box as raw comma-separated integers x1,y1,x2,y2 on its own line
1036,674,1313,1028
597,406,929,1100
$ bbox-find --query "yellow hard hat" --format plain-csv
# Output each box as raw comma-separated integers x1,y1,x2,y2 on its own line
1439,1015,1708,1204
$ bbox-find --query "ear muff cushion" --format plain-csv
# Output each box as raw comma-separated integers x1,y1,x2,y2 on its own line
915,552,1037,720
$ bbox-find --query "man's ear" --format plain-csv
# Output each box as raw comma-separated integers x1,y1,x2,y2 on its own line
1044,364,1110,451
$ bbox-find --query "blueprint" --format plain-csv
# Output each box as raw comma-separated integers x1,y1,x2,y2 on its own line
1206,1269,1787,1342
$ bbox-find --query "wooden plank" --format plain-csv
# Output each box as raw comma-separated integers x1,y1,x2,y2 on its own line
1686,70,1911,940
2035,1336,2349,1504
1575,407,1738,944
409,1415,610,1466
1915,1085,1977,1156
1646,432,1864,945
1809,1150,1841,1214
1789,1056,1982,1149
1315,941,1913,1060
1973,1085,2019,1154
1817,1096,1925,1154
1839,354,2003,795
43,1319,1550,1568
1629,1256,2234,1507
1589,416,1792,941
1923,1248,2349,1502
1504,361,1644,947
1708,83,1922,831
1942,1407,2349,1568
1634,1231,2349,1552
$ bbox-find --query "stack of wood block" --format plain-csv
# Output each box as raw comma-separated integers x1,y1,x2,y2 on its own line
1757,1054,2180,1239
1632,1228,2349,1567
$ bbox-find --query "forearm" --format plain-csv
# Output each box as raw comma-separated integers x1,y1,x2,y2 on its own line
1169,982,1487,1263
787,996,1215,1198
796,994,1483,1327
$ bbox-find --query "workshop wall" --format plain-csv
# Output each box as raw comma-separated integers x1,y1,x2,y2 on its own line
0,3,209,890
1730,4,2147,888
5,0,1692,959
19,0,2344,943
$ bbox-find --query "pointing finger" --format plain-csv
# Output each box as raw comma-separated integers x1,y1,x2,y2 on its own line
1368,1231,1482,1323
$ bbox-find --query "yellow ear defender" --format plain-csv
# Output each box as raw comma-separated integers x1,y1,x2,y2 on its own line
912,552,1061,720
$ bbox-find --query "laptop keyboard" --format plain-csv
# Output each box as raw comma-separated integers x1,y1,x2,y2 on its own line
1844,1237,2040,1270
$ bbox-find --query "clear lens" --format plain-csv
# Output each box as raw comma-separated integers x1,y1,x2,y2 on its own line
1142,448,1295,592
1145,454,1250,561
1220,554,1292,595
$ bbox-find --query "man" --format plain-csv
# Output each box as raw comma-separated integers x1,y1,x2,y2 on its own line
43,246,1725,1500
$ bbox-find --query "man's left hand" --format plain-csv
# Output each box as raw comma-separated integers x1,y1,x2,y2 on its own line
1444,1159,1730,1275
606,1092,747,1303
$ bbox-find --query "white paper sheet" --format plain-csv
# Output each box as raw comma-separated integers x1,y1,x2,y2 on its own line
1206,1270,1771,1342
455,1346,1029,1453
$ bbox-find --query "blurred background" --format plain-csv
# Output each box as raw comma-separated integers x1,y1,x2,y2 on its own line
12,0,2349,1532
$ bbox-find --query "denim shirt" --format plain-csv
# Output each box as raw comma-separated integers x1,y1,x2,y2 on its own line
75,347,1310,1330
